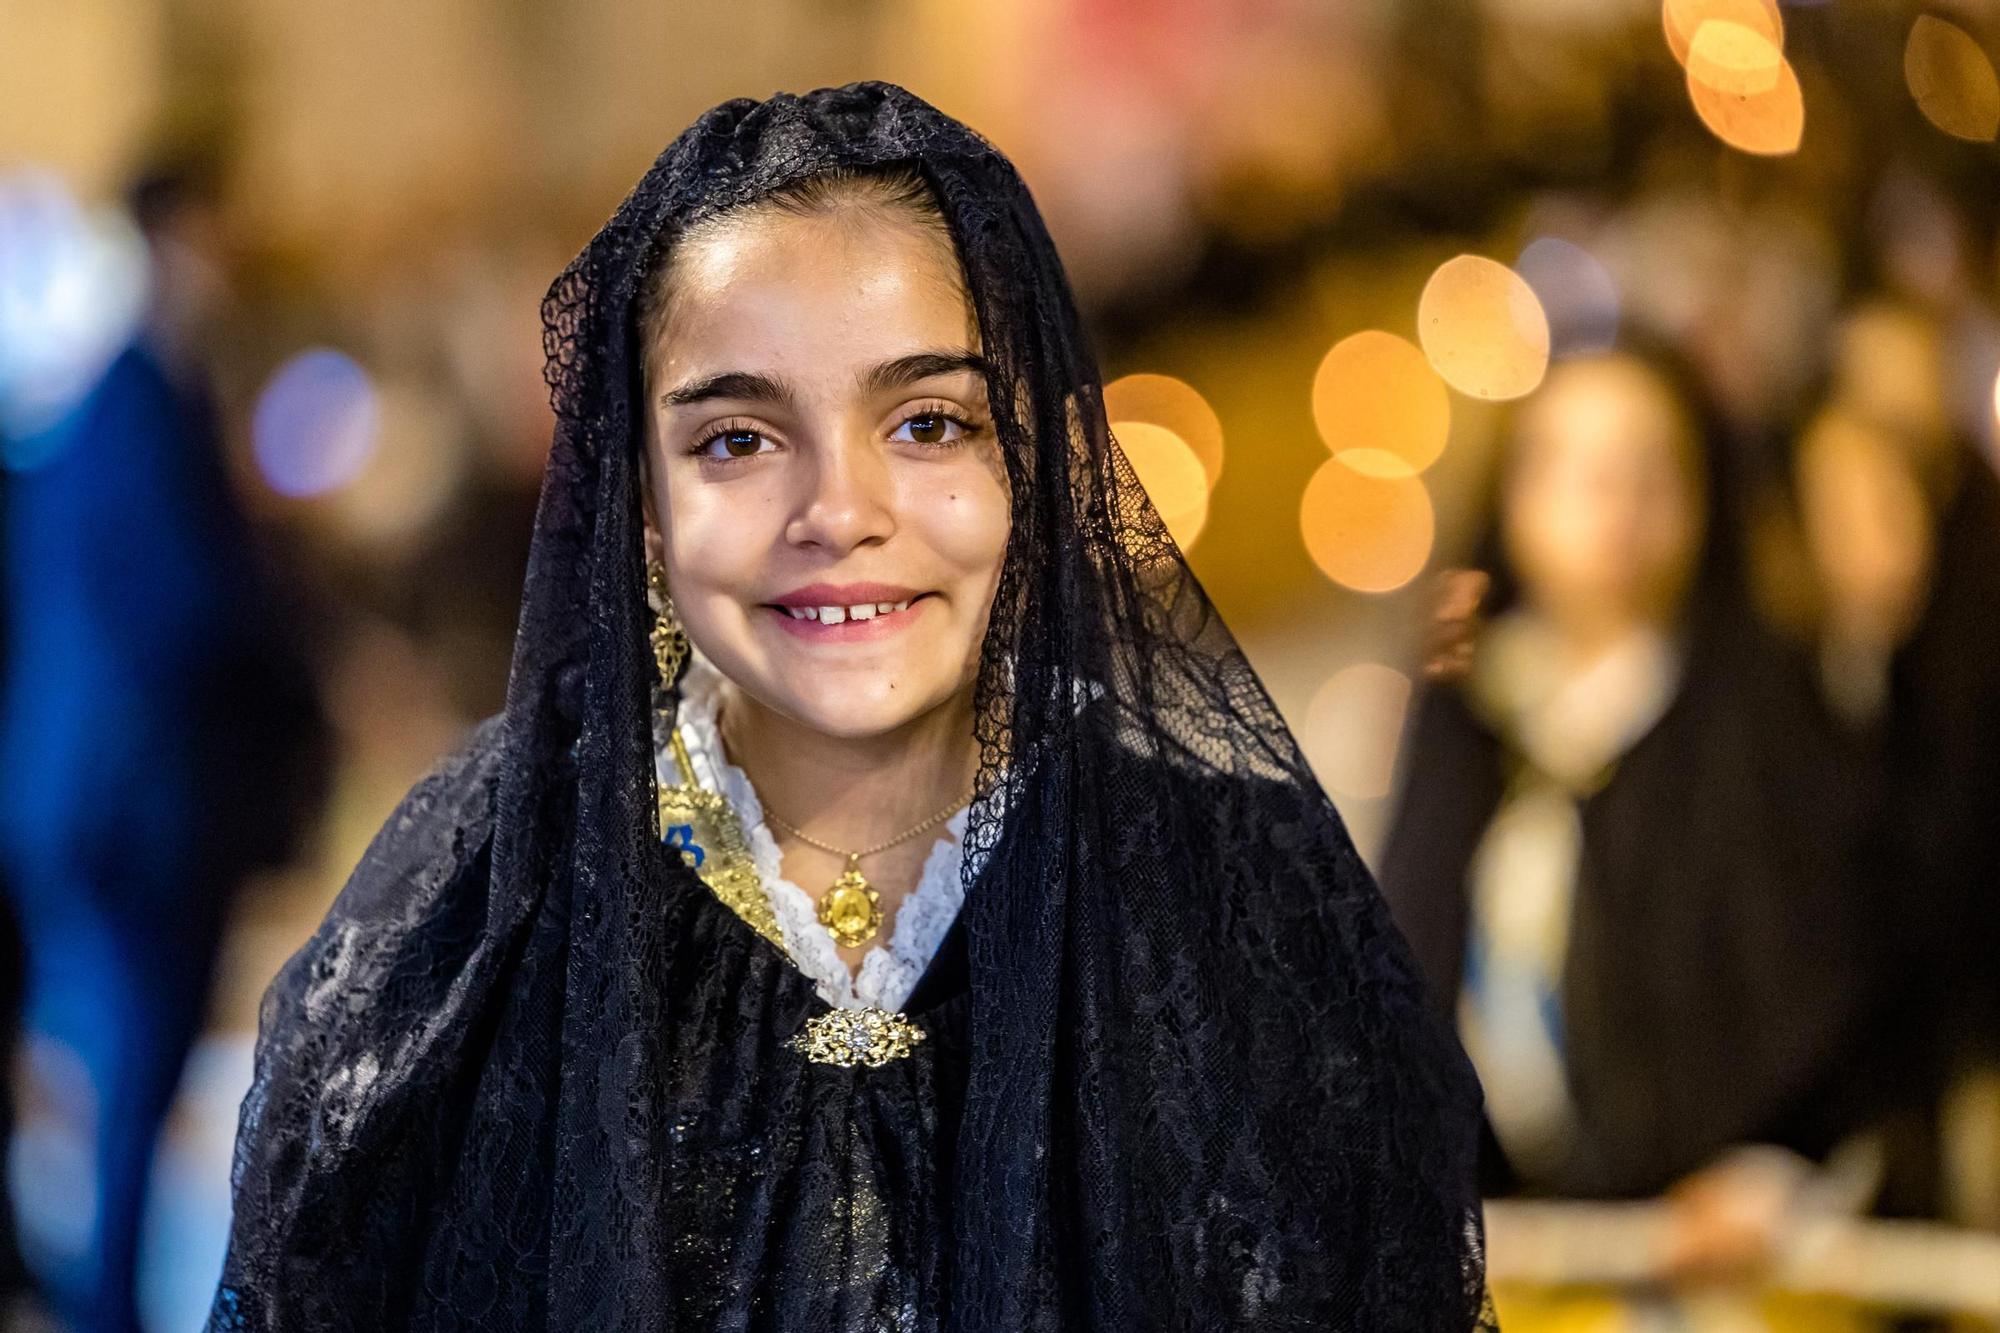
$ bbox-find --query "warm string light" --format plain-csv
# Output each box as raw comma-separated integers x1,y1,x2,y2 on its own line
1905,15,2000,143
1686,19,1783,98
1661,0,1781,66
1299,459,1435,594
1313,331,1450,477
1112,420,1211,549
1418,255,1551,403
1687,51,1804,155
1105,372,1224,551
1662,0,1804,155
1301,254,1549,597
1105,372,1225,484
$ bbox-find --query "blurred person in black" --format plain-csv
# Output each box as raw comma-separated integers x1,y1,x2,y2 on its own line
1795,299,2000,1221
1381,334,1895,1282
0,155,328,1332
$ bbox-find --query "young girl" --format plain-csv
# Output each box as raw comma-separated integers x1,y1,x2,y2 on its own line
209,81,1492,1331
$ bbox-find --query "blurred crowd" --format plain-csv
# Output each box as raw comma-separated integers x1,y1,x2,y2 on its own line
4,0,2000,1328
1387,315,2000,1320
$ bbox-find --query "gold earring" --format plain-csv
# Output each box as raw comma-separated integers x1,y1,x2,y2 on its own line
646,558,689,684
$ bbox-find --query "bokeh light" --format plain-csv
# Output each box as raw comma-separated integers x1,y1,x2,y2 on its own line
1515,237,1621,358
0,170,148,456
1905,15,2000,143
1312,330,1451,477
1115,420,1211,550
1686,19,1784,98
252,347,381,497
1302,663,1414,801
1417,255,1551,401
1104,372,1225,485
327,379,467,546
1299,456,1434,593
1661,0,1782,67
1687,49,1804,155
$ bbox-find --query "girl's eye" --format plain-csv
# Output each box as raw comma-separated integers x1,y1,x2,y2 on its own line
893,408,979,448
690,409,980,460
691,425,778,460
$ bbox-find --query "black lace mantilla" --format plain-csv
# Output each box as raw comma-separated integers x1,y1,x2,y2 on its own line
208,81,1496,1330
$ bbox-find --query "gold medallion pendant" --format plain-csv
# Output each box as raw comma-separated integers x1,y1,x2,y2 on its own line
816,856,884,948
762,781,970,955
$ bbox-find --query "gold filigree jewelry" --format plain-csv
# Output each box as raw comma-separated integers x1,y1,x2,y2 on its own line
786,1007,928,1067
656,726,786,953
646,558,689,684
820,858,881,948
761,791,968,949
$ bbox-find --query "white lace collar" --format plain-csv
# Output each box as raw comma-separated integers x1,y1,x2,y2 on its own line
656,651,969,1012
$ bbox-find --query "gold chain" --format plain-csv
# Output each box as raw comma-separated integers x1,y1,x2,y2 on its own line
762,789,969,862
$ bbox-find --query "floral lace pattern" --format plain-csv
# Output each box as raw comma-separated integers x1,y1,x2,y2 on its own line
208,81,1496,1332
663,653,968,1012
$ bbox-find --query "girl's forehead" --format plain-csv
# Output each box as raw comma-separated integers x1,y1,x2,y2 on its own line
651,226,977,382
667,206,964,301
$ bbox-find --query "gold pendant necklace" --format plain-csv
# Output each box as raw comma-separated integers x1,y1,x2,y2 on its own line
762,791,969,949
819,856,882,949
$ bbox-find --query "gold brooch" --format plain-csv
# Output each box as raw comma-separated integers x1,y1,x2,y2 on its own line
787,1007,927,1067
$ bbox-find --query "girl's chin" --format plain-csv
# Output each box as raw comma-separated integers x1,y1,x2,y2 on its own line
759,678,968,742
697,630,976,740
787,694,949,741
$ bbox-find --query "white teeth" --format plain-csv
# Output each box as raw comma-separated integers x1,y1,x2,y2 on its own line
780,598,918,625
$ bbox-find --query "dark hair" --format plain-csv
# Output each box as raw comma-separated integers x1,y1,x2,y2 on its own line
1466,324,1748,623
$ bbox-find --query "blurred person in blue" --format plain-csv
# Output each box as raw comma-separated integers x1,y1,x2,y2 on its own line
1381,335,1899,1285
0,156,328,1332
0,879,26,1316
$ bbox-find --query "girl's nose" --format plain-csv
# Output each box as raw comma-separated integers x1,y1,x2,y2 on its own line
783,431,896,554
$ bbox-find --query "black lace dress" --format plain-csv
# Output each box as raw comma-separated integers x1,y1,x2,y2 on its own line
208,81,1494,1331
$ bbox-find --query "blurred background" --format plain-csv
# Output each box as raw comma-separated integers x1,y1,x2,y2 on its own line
4,0,2000,1328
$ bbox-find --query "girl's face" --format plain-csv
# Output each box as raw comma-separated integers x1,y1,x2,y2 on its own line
641,204,1010,741
1501,355,1705,630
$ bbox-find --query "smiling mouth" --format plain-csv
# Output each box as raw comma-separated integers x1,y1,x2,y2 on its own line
761,592,936,635
770,596,915,625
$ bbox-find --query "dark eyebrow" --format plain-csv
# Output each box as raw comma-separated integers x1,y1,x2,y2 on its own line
859,349,990,397
658,348,989,410
659,370,791,409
